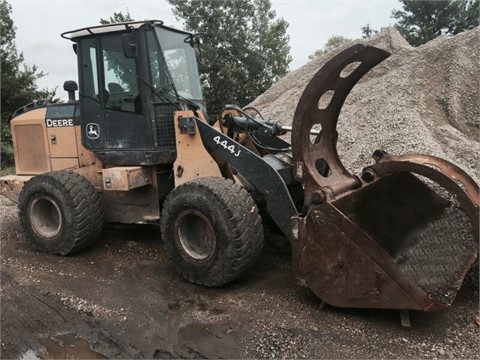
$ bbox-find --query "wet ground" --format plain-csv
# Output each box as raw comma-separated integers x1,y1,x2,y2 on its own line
1,195,479,359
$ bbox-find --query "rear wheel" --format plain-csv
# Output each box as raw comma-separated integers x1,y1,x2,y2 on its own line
161,177,264,286
18,171,104,255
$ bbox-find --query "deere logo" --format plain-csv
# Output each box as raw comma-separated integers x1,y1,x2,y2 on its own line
46,118,74,127
86,123,100,139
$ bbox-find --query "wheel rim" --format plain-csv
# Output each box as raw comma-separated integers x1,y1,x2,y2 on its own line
175,210,216,263
29,195,62,238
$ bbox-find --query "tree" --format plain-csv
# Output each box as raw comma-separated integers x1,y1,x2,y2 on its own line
361,23,379,39
392,0,480,46
1,0,53,165
100,8,133,24
308,35,352,60
167,0,292,118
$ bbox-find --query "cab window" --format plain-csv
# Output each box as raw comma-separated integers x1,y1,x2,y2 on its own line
101,34,141,114
80,38,99,99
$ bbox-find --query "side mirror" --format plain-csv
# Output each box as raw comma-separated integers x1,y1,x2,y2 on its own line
122,33,137,58
193,34,204,46
184,33,204,47
184,34,205,66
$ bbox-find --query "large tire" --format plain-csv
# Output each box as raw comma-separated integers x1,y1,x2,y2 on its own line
18,171,104,255
161,177,264,286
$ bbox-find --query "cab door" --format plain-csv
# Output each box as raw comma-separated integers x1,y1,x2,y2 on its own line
78,33,150,163
100,34,147,150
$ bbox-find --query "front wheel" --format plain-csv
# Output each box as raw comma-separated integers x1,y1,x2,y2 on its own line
161,177,264,286
18,171,104,255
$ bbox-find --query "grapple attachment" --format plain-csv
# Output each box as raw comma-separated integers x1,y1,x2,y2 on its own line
291,45,479,311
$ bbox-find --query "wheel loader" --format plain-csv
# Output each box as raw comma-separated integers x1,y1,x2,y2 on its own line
1,20,478,319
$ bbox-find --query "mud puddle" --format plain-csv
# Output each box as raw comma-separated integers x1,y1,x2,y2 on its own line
20,334,107,360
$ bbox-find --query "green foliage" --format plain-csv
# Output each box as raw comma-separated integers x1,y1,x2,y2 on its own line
392,0,480,46
100,9,134,24
0,166,15,176
308,35,353,60
0,132,13,170
167,0,292,118
0,0,54,160
361,23,379,39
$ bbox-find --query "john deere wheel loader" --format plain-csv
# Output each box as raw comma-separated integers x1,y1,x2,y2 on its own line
1,20,478,316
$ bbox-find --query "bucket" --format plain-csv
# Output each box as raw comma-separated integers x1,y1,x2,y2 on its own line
292,171,477,311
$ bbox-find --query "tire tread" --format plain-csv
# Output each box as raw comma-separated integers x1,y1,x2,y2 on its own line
161,177,263,286
19,171,104,255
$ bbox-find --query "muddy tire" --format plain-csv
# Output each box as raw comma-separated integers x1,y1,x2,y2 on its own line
161,177,263,286
18,171,104,255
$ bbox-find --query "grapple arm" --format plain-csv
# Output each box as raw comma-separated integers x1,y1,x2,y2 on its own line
292,44,390,203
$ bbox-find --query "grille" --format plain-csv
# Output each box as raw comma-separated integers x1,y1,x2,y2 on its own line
15,123,49,174
154,103,176,150
395,207,476,306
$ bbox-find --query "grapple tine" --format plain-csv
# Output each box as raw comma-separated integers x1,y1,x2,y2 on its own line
291,44,390,204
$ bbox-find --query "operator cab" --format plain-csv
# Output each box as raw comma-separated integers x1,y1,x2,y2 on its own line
61,20,205,166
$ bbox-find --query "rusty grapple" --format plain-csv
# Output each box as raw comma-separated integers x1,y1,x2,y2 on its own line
288,44,478,313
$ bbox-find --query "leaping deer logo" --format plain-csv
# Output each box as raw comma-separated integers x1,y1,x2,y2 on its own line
86,123,100,139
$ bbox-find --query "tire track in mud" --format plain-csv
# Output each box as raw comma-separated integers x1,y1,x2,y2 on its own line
1,266,135,358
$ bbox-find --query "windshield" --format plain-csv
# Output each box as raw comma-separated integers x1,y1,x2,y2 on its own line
153,26,203,100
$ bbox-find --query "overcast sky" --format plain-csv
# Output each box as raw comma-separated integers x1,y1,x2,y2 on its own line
9,0,400,94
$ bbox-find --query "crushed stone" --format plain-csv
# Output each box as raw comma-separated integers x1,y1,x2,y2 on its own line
250,26,479,182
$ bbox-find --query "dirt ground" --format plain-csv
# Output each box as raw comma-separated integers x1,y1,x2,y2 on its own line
1,195,478,359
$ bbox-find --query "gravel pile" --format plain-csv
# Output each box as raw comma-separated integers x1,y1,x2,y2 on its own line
250,26,479,182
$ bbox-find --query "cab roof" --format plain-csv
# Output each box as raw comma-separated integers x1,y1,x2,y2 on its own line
61,20,190,40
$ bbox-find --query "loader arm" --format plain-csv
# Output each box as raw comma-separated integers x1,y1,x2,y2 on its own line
193,118,298,238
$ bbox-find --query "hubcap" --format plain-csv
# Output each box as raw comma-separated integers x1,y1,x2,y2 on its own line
29,195,62,238
175,210,216,263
